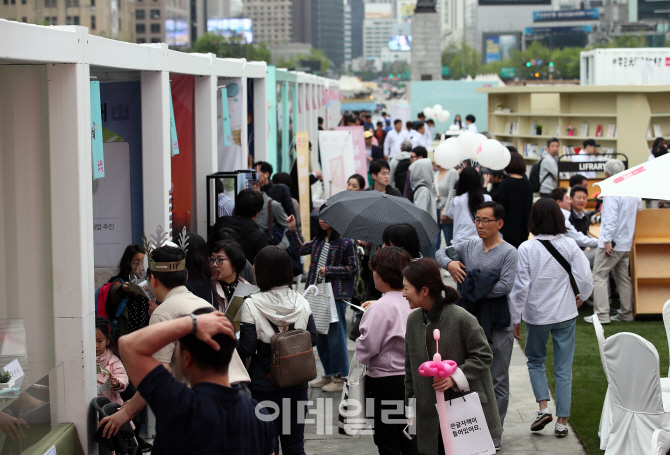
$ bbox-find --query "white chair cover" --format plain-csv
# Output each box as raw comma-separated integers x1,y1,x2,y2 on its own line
603,332,670,455
593,317,613,450
663,299,670,377
651,429,670,455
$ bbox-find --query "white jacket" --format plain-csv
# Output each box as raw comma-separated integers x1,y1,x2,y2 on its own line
240,286,312,343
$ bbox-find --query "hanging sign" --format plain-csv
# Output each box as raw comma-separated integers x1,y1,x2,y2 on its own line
90,81,105,179
220,86,232,146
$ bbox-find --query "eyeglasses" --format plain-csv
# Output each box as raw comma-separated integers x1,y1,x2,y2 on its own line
209,257,230,266
474,218,499,226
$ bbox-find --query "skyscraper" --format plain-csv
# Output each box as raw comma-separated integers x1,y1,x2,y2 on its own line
243,0,293,44
311,0,344,68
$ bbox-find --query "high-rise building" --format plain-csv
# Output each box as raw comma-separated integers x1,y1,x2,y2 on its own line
134,0,190,46
0,0,134,41
349,0,364,59
311,0,344,68
344,1,352,64
243,0,293,44
363,2,394,59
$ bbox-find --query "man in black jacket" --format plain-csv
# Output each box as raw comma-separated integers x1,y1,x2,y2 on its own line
255,161,296,217
364,130,383,170
213,189,267,264
365,159,402,196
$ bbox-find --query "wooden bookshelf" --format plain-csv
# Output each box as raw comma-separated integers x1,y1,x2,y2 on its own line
480,85,670,167
630,209,670,315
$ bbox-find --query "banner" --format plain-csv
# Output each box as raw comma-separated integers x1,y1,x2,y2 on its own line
281,82,290,172
169,88,179,156
218,78,245,172
170,74,194,234
90,81,105,179
533,9,598,21
318,131,356,198
220,86,232,146
335,126,367,182
266,66,278,170
296,131,311,242
93,142,133,267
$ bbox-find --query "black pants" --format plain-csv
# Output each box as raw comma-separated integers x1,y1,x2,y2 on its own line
365,375,420,455
252,387,308,455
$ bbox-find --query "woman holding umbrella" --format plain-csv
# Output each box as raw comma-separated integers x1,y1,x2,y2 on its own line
403,259,502,454
286,209,358,393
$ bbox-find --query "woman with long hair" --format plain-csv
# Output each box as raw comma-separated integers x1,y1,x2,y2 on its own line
237,246,318,455
403,259,502,454
447,166,491,244
106,244,152,340
184,232,216,306
356,247,419,454
510,198,593,438
499,151,533,248
286,205,358,393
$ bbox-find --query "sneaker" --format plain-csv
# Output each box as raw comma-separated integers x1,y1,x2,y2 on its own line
492,436,501,451
555,423,568,438
322,377,345,393
530,409,553,432
610,315,633,322
584,315,609,325
310,376,332,388
136,435,153,453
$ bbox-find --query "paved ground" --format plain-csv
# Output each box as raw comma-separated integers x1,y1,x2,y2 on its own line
304,274,587,454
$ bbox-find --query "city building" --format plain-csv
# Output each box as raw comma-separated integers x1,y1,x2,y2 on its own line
350,0,363,59
311,0,344,68
243,0,293,44
363,2,394,59
0,0,134,41
135,0,190,46
344,0,352,66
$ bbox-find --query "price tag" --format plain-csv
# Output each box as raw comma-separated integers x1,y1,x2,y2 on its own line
1,359,24,388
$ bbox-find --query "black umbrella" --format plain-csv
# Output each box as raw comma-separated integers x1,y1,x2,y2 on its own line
319,191,439,245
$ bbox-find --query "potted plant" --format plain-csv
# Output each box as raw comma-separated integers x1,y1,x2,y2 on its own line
536,124,543,135
567,125,575,136
0,371,11,389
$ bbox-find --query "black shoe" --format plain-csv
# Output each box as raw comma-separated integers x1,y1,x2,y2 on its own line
555,423,569,438
530,409,553,432
136,435,153,453
492,436,501,451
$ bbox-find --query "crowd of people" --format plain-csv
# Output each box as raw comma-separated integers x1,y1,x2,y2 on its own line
90,109,655,455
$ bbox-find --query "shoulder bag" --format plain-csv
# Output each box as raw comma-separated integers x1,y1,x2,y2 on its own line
537,239,580,298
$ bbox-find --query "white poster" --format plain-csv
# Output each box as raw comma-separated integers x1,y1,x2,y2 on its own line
318,131,356,199
218,78,246,172
92,142,132,267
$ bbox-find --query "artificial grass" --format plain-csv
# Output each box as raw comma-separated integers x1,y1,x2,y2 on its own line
519,304,669,455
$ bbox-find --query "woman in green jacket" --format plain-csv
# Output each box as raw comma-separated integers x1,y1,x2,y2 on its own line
403,259,502,455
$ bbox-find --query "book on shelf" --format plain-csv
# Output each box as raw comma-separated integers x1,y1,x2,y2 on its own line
580,123,589,137
530,123,536,135
505,122,511,135
601,147,615,159
523,143,540,158
595,125,603,137
563,145,576,155
653,124,663,137
606,124,616,138
556,125,561,136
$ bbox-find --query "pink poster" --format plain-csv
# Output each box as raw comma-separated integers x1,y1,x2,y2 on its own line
335,126,367,183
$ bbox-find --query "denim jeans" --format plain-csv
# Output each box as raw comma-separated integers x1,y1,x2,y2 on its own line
316,299,350,377
433,210,454,252
524,318,576,418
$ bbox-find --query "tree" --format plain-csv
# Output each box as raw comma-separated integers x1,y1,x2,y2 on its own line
441,40,482,79
190,33,271,63
276,48,331,75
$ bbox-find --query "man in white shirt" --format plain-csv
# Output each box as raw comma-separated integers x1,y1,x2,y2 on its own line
548,188,598,266
383,119,409,161
570,139,601,178
409,122,430,149
465,114,478,133
584,159,642,325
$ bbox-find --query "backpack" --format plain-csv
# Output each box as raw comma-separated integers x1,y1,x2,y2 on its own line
394,158,411,194
268,322,317,388
94,279,129,338
529,157,549,192
408,184,428,203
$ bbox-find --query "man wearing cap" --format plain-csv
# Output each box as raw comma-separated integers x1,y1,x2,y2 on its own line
383,119,410,161
365,130,383,171
571,139,601,178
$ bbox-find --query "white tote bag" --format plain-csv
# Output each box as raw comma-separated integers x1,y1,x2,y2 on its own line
305,279,338,335
338,354,370,436
437,392,496,455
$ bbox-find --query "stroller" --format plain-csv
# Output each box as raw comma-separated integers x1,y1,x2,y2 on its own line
91,396,140,455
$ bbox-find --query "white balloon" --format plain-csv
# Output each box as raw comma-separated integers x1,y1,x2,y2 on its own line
475,139,505,168
474,134,487,147
432,104,443,116
438,110,450,123
489,146,511,171
423,107,434,118
433,137,461,169
457,131,479,160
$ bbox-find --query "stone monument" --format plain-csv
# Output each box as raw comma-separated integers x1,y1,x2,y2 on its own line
411,0,441,81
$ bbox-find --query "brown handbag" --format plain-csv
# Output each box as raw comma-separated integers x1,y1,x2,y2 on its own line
268,322,317,388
